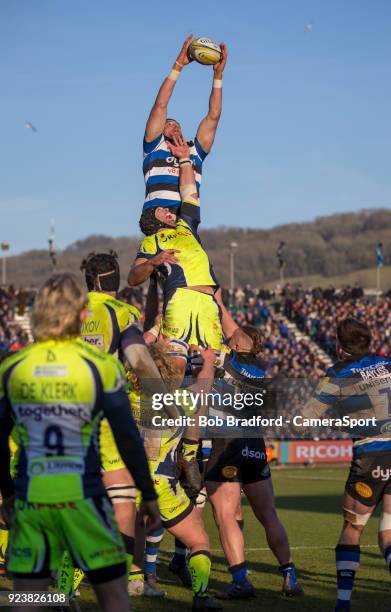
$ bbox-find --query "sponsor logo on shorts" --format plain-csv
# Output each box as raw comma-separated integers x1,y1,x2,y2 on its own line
90,545,124,559
241,446,266,460
355,481,373,499
222,465,238,479
371,466,391,481
17,500,78,511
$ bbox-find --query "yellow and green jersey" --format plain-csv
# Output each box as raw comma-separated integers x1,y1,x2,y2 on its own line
129,383,193,479
0,338,127,503
80,291,141,354
136,203,218,304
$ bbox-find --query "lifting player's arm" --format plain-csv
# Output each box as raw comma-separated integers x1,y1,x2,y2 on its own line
166,137,199,228
102,381,160,533
214,288,255,349
144,35,193,143
195,43,227,154
128,249,179,287
120,326,180,420
178,348,217,492
183,347,216,440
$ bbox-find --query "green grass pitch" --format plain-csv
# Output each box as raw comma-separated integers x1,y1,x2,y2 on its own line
1,466,389,611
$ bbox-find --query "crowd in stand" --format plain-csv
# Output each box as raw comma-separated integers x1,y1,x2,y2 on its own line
3,280,389,441
2,280,390,371
228,294,326,378
283,285,390,359
0,286,32,359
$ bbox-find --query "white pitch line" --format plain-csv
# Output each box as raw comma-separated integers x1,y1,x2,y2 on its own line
215,544,378,553
280,475,346,481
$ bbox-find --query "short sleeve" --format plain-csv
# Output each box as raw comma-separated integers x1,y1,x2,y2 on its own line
194,137,208,162
136,236,158,260
102,357,127,394
120,325,145,351
143,134,163,155
179,204,200,234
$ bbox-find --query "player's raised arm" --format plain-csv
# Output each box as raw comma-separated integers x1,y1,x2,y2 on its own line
196,43,227,154
144,35,193,143
167,137,198,206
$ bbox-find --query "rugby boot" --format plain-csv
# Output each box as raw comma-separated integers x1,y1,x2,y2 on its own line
192,595,223,610
168,559,192,587
128,578,166,597
281,572,304,596
216,579,256,600
145,573,167,597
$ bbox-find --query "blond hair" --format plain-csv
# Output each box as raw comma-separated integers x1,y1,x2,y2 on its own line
32,274,87,341
149,342,183,391
124,341,182,392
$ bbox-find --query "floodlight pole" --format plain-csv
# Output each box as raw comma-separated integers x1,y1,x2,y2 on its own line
1,242,9,286
229,242,238,294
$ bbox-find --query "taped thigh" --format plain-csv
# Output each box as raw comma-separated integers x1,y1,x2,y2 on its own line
379,511,391,533
343,506,372,527
106,484,136,505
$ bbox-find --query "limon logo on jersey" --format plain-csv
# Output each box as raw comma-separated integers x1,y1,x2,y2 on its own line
241,446,266,460
30,461,46,475
29,458,85,475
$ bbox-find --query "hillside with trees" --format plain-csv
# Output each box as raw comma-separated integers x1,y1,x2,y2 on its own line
5,209,391,289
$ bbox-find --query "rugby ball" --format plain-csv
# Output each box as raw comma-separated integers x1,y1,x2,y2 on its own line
188,38,221,65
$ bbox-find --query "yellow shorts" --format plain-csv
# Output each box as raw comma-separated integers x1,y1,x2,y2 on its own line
100,419,125,472
162,288,223,350
137,472,192,528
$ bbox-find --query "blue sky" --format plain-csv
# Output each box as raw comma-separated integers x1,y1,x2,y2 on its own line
1,0,391,254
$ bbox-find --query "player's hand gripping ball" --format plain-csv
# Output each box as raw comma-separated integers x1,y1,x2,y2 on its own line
188,37,222,65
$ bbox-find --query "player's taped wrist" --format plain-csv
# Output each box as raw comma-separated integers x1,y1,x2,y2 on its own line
168,69,181,81
145,322,160,339
179,157,191,166
180,184,198,204
213,78,223,88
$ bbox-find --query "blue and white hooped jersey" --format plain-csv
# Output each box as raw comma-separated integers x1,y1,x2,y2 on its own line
142,134,207,211
303,354,391,455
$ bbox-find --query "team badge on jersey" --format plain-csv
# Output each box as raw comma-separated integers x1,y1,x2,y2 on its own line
222,465,238,479
355,481,373,499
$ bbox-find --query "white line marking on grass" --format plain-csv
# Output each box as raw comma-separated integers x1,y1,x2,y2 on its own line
218,544,378,553
282,476,346,481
